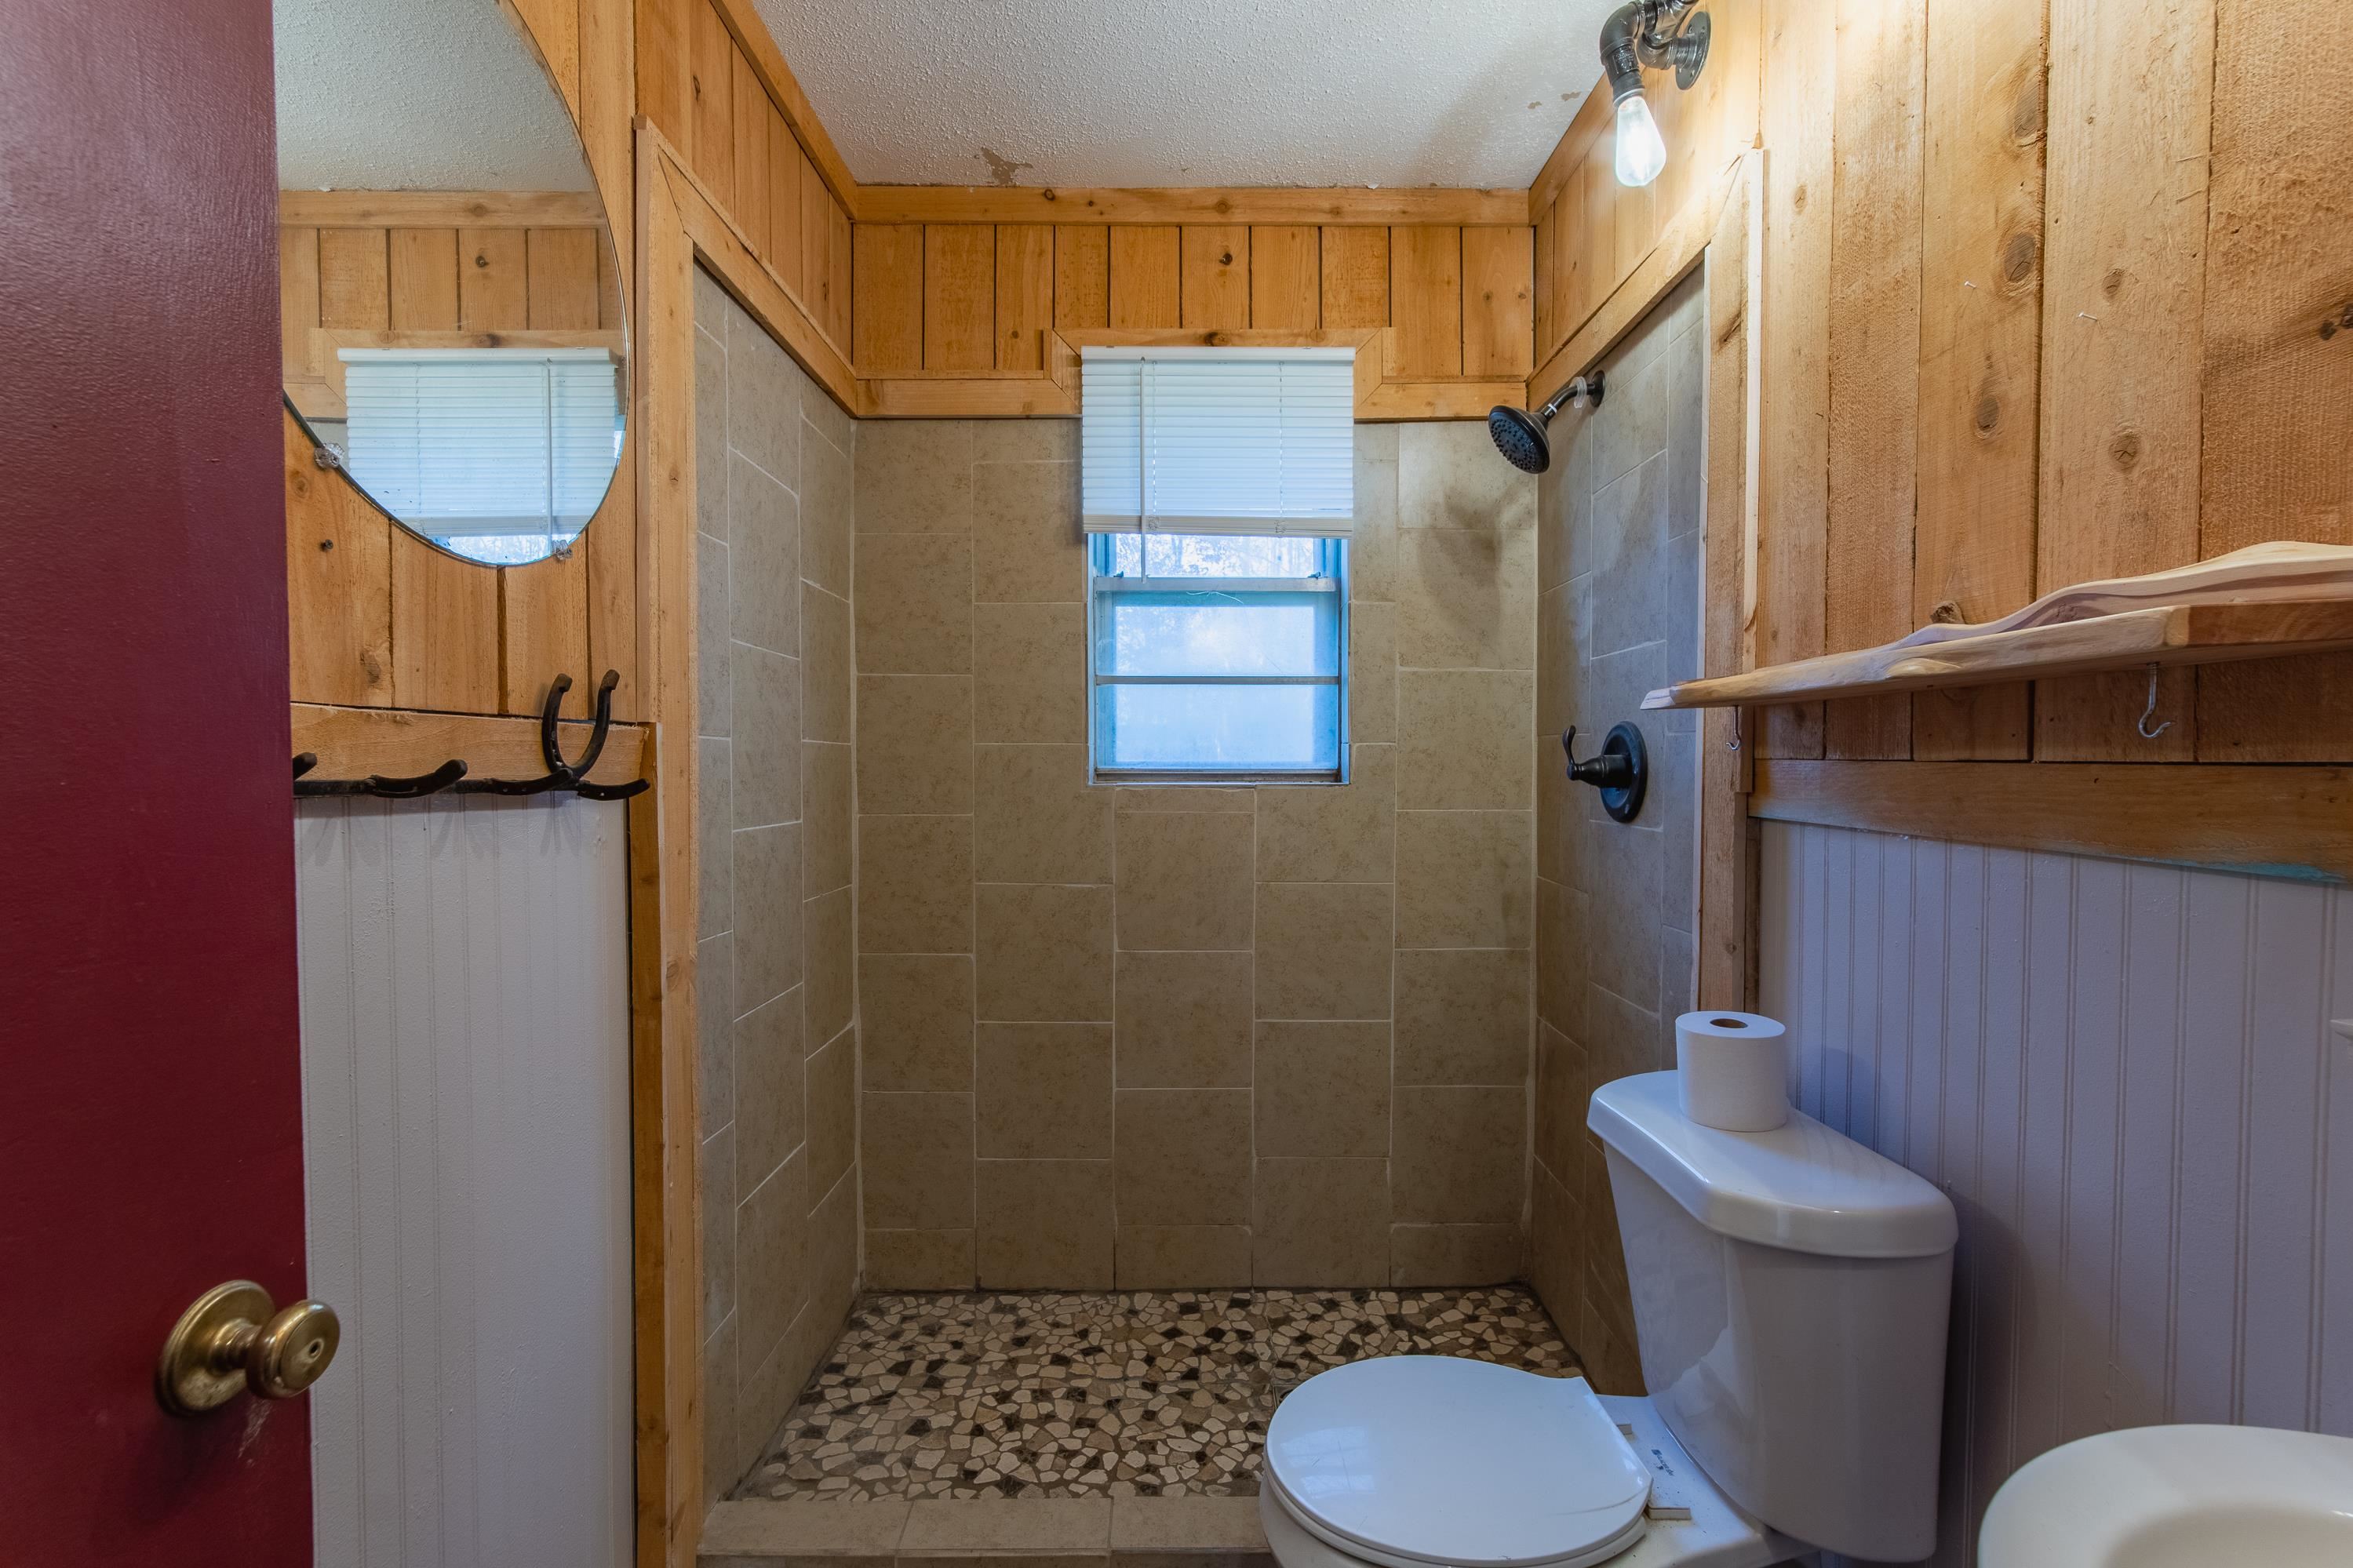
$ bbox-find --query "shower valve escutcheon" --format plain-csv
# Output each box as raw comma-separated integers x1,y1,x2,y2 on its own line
1562,722,1648,824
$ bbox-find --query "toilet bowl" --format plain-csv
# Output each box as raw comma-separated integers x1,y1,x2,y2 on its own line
1258,1071,1959,1568
1257,1357,1792,1568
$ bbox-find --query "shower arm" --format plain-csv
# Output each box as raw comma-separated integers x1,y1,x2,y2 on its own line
1535,370,1606,420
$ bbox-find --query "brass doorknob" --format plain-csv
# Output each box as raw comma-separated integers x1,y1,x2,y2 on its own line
156,1280,341,1417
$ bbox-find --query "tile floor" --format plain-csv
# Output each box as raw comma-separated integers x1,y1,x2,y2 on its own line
735,1286,1576,1501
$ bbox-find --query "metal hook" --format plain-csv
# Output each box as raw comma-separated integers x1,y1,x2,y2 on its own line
2136,664,2173,740
291,670,647,801
452,671,620,795
295,758,470,799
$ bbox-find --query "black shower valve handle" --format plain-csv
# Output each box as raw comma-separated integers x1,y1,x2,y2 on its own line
1561,726,1634,790
1561,722,1649,824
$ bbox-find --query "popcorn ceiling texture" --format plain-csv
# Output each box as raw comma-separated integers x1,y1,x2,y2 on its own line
747,0,1622,189
272,0,593,192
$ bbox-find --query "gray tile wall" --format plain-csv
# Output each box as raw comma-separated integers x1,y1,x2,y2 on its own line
694,266,860,1499
851,419,1539,1293
1529,270,1707,1392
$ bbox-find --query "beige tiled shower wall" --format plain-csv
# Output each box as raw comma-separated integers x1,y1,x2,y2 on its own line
1528,272,1706,1394
852,417,1537,1292
692,268,860,1500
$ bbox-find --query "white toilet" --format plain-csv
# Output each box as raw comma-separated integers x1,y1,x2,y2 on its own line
1258,1071,1959,1568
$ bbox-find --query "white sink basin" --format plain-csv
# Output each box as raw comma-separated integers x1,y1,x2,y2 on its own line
1980,1424,2353,1566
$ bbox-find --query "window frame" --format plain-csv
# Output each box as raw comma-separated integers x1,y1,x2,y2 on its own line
1085,533,1352,787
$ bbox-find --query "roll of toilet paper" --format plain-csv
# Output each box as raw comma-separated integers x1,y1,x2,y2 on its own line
1674,1010,1790,1131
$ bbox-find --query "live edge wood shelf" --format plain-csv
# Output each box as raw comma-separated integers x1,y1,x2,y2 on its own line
1642,542,2353,711
1644,601,2353,710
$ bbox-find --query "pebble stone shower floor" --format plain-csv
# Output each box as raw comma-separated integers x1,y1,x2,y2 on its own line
735,1286,1577,1502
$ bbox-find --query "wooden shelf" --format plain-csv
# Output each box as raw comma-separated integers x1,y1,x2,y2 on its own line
1644,600,2353,711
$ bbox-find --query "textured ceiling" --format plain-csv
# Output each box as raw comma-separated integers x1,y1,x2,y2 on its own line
273,0,593,192
746,0,1621,189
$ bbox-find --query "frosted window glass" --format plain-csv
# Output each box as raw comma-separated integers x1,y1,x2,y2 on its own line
1090,531,1346,777
1102,533,1326,578
1097,685,1341,772
1098,594,1338,678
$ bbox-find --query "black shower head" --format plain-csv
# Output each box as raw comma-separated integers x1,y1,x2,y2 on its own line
1488,403,1552,475
1488,372,1604,475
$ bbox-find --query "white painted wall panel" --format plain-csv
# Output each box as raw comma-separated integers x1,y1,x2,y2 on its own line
294,796,632,1568
1760,821,2353,1568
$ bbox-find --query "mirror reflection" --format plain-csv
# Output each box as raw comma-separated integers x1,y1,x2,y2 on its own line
273,0,626,566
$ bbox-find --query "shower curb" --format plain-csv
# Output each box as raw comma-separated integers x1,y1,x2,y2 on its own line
702,1494,1274,1568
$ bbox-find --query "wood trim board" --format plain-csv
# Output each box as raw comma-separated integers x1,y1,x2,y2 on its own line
1697,151,1763,1012
646,119,858,405
288,702,650,786
854,185,1530,227
278,188,610,228
1751,758,2353,884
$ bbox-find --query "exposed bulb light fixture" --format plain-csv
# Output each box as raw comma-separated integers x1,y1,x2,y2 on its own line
1613,94,1667,187
1599,0,1710,187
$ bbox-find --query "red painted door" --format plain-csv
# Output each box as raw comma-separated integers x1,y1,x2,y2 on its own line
0,1,315,1563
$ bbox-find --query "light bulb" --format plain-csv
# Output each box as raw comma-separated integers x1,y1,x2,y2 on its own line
1613,92,1667,187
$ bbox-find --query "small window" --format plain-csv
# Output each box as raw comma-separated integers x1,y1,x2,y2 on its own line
1082,348,1356,783
341,347,623,563
1090,533,1347,780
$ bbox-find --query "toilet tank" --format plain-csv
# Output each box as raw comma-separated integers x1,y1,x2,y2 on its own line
1589,1072,1958,1563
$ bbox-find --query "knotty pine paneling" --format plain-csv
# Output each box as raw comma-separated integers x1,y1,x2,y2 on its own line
1108,226,1181,328
1821,0,1924,763
995,224,1054,373
639,0,856,353
1054,225,1110,329
1386,226,1462,379
923,224,996,369
1755,0,1834,761
1761,820,2353,1567
1179,224,1250,329
848,214,1532,401
1249,224,1320,332
2192,0,2353,762
1462,227,1535,378
1529,0,2353,773
1318,226,1390,328
2032,0,2212,762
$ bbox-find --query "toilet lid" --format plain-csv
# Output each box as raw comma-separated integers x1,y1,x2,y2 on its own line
1262,1358,1651,1568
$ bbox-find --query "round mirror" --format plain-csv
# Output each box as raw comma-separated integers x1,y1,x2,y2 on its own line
273,0,626,566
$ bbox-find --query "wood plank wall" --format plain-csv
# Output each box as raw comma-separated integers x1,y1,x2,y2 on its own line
1526,5,1763,397
847,212,1537,408
277,204,621,416
1737,0,2353,766
635,0,856,356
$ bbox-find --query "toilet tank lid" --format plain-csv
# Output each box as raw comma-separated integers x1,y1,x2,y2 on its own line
1587,1072,1958,1258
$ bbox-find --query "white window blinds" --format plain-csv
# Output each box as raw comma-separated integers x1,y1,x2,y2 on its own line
342,348,621,537
1080,347,1355,536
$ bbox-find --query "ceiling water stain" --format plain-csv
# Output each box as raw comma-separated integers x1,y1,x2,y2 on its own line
977,147,1034,186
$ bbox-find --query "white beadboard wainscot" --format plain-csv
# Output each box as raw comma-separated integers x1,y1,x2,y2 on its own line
1759,820,2353,1567
294,795,632,1568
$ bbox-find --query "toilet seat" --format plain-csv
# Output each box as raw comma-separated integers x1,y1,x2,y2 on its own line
1261,1358,1652,1568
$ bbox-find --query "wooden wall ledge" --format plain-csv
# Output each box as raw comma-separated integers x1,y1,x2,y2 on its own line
1647,600,2353,709
1751,759,2353,885
1648,544,2353,710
